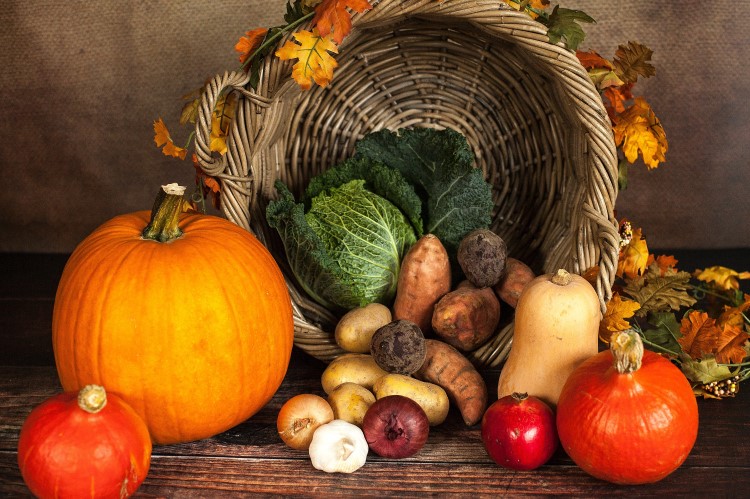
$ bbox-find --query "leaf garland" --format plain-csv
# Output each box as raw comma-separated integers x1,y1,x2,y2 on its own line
600,219,750,399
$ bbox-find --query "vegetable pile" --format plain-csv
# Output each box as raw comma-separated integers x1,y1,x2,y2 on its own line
269,127,708,486
270,127,516,470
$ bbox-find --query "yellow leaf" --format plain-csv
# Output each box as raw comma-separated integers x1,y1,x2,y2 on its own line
209,93,237,155
275,29,338,90
613,97,668,169
695,266,750,291
153,118,187,160
617,226,649,279
600,293,641,343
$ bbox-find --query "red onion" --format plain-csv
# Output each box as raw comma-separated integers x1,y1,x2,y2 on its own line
362,395,429,459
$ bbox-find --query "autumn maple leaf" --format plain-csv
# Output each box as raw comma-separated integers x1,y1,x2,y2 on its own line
603,83,633,120
600,293,641,343
715,322,750,364
276,29,339,90
613,41,656,85
648,254,679,277
617,225,649,279
312,0,372,44
695,266,750,291
613,97,668,169
718,295,750,329
235,28,269,64
153,118,188,160
679,311,722,360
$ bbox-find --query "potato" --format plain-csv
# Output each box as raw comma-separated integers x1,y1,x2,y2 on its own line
335,303,393,353
431,286,501,351
457,228,507,288
392,234,452,333
327,382,376,427
493,257,535,308
321,353,389,394
370,319,426,375
372,373,450,426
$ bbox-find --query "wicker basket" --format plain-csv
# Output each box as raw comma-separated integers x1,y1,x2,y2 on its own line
194,0,620,367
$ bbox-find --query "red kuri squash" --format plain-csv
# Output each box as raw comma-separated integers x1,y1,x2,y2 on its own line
17,385,151,498
556,329,699,485
52,184,295,444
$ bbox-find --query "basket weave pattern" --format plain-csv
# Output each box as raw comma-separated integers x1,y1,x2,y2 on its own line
194,0,620,367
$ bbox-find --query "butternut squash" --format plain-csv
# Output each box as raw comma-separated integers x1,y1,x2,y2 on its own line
497,269,601,408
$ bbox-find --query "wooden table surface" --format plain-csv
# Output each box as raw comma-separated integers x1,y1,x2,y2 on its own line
1,250,749,497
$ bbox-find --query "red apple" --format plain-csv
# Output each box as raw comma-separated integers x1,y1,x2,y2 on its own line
481,392,558,470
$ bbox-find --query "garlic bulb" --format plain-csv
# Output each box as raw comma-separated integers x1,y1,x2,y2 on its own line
308,419,368,473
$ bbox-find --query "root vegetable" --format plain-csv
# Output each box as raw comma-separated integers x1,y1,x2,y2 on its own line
493,257,535,308
431,286,501,351
392,234,452,333
370,320,426,375
335,303,392,353
456,228,507,288
363,395,430,459
321,353,389,394
327,383,376,427
372,373,450,426
277,394,335,450
308,420,368,473
415,339,488,426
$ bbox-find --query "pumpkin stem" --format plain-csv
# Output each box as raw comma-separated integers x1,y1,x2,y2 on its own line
78,384,108,414
610,329,644,374
550,268,572,286
142,183,187,242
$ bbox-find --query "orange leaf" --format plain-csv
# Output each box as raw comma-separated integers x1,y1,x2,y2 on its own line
613,97,668,169
235,28,269,64
576,49,613,70
715,323,750,364
617,226,649,279
276,29,338,90
600,293,641,343
679,311,723,360
603,83,633,119
718,295,750,329
312,0,372,44
503,0,550,18
153,118,187,160
651,254,679,276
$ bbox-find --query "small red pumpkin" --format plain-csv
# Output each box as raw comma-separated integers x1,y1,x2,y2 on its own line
17,385,151,498
556,330,699,485
52,184,295,444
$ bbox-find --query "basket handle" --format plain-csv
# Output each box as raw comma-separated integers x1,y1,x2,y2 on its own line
194,70,274,230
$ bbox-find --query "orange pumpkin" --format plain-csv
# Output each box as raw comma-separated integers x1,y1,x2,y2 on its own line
52,184,294,445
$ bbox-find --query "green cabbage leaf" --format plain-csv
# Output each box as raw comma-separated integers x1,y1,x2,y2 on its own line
266,179,416,312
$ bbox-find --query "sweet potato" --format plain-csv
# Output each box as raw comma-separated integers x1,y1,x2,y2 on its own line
431,286,501,351
414,339,488,426
393,234,451,333
493,257,535,308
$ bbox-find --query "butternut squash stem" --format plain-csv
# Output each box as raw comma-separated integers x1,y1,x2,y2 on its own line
142,183,186,242
550,268,572,286
78,385,107,413
610,329,644,374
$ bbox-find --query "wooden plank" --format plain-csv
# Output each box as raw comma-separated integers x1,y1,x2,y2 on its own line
2,450,748,497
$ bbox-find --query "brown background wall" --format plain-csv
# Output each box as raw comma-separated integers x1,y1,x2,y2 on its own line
1,0,748,253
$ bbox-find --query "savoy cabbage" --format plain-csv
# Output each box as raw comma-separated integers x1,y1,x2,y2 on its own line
266,179,416,312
